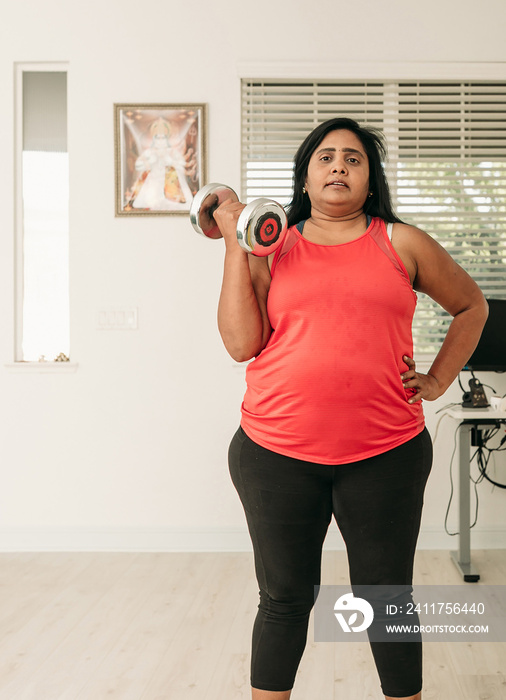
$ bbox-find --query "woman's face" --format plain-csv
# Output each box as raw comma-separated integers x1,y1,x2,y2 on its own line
304,129,370,217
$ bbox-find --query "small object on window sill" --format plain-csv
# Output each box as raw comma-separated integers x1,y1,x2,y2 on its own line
38,355,46,362
54,353,70,362
4,361,78,373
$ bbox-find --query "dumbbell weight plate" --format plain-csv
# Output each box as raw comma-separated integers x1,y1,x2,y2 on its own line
189,183,239,239
236,198,287,256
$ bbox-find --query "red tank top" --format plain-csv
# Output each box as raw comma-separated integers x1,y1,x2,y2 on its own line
240,217,425,464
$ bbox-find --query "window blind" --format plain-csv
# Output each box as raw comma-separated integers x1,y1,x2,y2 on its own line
23,72,67,152
241,79,506,356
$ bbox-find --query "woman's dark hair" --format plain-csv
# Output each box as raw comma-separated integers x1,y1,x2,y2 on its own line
285,117,403,227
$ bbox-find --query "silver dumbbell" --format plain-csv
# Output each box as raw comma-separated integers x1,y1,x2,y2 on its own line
189,183,287,257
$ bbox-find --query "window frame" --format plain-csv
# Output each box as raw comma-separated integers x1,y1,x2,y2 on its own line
13,61,72,367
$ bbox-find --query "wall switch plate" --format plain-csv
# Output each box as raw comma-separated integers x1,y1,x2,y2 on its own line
97,307,138,330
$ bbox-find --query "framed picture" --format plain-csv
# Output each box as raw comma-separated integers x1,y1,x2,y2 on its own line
114,103,206,216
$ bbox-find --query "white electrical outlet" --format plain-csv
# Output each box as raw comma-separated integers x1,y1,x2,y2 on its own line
97,308,138,330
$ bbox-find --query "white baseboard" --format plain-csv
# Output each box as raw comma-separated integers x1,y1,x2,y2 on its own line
0,527,249,553
416,526,506,550
324,525,506,551
0,525,505,552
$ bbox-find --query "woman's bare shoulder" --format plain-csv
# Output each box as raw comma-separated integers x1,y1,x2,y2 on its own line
391,222,433,244
390,222,442,265
248,252,275,279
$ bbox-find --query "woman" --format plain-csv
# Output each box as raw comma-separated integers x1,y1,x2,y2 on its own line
214,118,488,700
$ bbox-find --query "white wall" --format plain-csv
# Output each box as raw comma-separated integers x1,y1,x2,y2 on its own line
0,0,505,551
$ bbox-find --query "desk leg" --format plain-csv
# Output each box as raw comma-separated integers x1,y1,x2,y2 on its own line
450,423,480,582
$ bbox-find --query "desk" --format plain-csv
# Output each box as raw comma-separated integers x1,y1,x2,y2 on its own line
446,407,506,582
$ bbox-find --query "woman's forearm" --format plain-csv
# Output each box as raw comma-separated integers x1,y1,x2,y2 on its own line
217,248,266,362
427,300,489,394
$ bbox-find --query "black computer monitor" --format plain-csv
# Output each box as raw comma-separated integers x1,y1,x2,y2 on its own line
463,298,506,372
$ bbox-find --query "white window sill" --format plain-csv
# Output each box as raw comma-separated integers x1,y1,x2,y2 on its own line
5,362,79,373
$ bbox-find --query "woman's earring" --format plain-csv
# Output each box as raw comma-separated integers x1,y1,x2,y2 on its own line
368,191,373,198
302,186,306,194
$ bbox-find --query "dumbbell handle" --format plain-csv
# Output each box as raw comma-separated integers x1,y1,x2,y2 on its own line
207,199,220,222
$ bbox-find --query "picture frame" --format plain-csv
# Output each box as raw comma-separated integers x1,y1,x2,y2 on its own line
114,103,207,216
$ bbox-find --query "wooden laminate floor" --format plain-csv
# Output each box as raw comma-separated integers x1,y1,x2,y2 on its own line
0,549,505,699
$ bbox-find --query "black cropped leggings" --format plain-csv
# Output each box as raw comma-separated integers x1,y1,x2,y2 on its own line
228,426,433,697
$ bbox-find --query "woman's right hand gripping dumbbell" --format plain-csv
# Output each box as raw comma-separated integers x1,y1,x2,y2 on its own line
189,182,287,257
